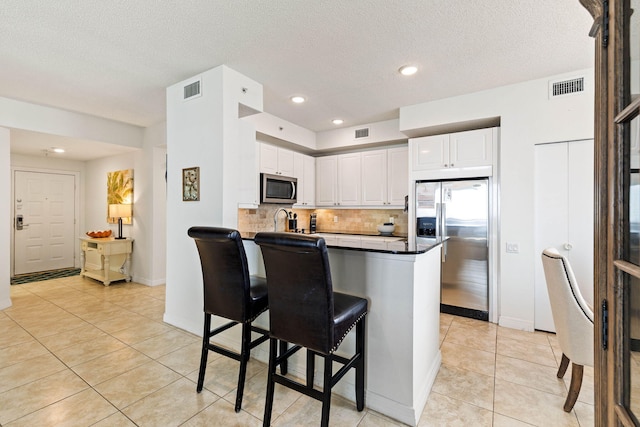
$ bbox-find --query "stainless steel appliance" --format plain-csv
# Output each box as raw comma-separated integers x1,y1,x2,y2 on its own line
416,178,489,320
261,173,297,204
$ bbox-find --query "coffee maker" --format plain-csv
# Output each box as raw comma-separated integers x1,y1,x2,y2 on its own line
309,213,317,233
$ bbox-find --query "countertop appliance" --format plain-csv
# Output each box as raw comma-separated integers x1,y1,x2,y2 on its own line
261,173,297,204
416,178,489,320
309,213,317,233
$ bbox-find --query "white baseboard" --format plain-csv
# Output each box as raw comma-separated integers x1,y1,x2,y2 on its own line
498,315,534,332
131,275,165,286
0,297,11,310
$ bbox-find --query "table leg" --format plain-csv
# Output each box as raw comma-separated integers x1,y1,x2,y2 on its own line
80,249,86,276
103,254,111,286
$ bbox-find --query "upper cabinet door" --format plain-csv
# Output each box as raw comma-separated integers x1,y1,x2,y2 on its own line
277,148,295,177
259,143,295,176
260,143,279,174
315,156,337,206
387,147,408,206
412,134,449,170
449,128,493,168
302,155,315,206
337,153,361,205
361,150,387,205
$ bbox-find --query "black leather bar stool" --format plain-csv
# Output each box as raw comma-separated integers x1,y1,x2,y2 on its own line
188,226,270,413
254,232,368,427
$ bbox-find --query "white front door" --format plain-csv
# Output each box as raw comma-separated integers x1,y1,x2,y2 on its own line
14,171,76,274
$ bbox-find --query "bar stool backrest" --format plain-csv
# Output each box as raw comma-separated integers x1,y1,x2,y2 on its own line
254,232,334,354
188,226,251,323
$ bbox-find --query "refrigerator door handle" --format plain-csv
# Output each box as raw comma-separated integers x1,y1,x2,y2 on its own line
441,202,448,261
435,202,441,237
442,202,447,237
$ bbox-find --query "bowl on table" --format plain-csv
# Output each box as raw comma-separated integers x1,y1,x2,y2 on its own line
86,230,112,238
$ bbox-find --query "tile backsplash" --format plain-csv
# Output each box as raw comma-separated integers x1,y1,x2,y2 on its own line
238,205,408,236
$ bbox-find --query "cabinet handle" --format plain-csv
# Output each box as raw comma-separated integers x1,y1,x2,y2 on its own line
444,164,448,168
450,163,454,167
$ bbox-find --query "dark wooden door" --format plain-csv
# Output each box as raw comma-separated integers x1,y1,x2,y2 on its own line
581,0,640,424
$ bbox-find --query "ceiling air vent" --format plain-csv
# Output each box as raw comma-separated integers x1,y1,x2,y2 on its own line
549,77,584,98
183,79,201,101
354,127,370,139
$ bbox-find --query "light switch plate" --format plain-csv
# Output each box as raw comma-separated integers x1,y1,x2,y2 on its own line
506,242,519,253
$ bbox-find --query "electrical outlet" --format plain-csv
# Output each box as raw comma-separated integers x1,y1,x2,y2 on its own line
506,242,519,253
389,217,394,224
333,216,338,223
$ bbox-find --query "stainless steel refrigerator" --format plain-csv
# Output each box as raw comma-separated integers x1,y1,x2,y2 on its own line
416,178,489,320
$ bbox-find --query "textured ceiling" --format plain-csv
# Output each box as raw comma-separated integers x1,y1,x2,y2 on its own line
2,1,594,159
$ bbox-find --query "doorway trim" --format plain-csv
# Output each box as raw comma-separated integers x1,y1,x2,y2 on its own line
10,166,81,277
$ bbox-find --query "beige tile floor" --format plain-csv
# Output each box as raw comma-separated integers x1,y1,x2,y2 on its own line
0,276,594,426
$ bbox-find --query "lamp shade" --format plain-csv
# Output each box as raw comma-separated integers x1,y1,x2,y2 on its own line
109,203,132,219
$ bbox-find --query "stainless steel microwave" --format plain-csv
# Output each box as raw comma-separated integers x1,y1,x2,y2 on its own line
260,173,297,204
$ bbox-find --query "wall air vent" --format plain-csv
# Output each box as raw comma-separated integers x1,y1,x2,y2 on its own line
354,127,370,139
549,77,584,98
183,79,201,101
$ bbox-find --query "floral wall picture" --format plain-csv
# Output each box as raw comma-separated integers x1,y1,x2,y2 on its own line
183,167,200,201
107,169,134,224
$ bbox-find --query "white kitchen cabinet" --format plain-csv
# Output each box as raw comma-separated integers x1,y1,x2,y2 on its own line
259,143,295,177
315,156,338,206
361,150,387,205
387,147,409,206
316,153,361,207
302,154,315,206
362,147,408,207
293,153,315,207
411,128,493,171
337,153,361,205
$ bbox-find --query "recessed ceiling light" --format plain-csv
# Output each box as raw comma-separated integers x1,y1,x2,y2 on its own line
332,119,344,125
52,147,65,153
290,96,306,104
399,65,418,76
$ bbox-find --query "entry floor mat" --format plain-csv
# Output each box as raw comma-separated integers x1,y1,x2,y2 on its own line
11,268,81,285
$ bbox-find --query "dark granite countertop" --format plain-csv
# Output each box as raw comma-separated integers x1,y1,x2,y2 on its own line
240,231,443,255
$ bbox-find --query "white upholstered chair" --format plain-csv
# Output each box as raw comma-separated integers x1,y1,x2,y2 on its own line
541,248,594,412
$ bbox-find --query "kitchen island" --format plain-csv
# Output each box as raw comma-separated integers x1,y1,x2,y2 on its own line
243,234,443,426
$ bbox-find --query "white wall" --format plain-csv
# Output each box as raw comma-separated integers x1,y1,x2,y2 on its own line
0,97,143,147
316,118,407,151
165,65,263,334
85,135,166,285
0,127,11,309
400,69,594,330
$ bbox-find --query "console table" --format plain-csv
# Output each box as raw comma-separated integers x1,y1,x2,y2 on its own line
80,237,133,286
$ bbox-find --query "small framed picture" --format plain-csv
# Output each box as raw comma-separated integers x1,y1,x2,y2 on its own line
183,167,200,201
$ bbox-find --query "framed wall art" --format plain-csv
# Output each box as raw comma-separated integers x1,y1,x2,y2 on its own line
183,167,200,201
107,169,133,224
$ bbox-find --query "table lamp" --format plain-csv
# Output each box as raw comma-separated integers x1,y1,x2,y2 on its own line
109,203,132,239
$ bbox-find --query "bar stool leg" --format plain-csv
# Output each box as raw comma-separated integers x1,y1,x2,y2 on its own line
321,355,332,427
307,349,315,387
280,340,288,375
356,318,366,411
196,314,211,392
263,338,278,427
235,322,251,412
